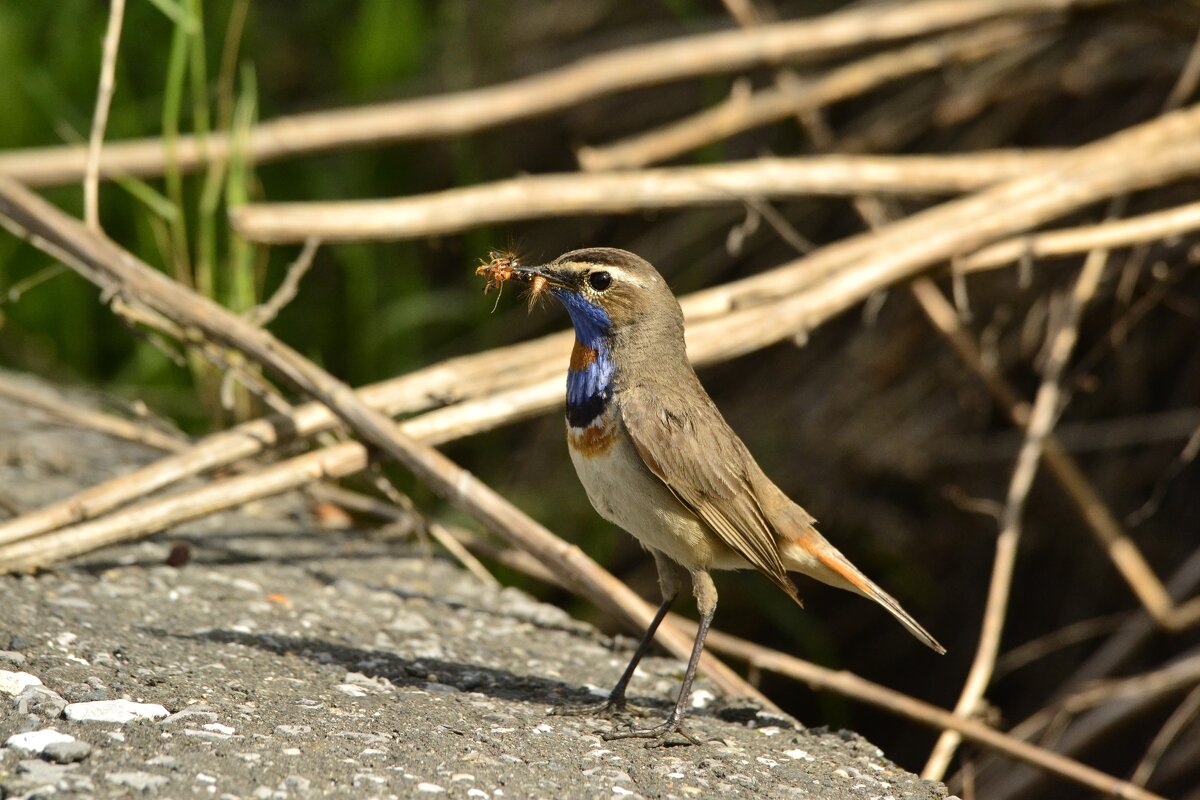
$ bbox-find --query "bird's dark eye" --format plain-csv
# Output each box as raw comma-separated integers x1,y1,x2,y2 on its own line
587,271,612,291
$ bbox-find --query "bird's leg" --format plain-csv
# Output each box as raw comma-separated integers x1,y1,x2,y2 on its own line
555,552,683,719
604,570,717,747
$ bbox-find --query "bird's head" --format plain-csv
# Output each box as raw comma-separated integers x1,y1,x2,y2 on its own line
511,248,684,351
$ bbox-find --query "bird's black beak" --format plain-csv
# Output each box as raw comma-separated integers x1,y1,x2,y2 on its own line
511,264,572,289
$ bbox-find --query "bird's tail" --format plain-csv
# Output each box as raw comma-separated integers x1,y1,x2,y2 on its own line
782,531,946,654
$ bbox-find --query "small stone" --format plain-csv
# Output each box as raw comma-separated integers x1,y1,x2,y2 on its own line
18,757,86,790
43,740,92,763
107,770,170,794
335,683,369,697
274,724,311,736
417,783,446,793
65,699,169,723
161,707,219,726
146,755,179,769
5,728,75,754
15,684,68,717
283,774,311,791
203,722,236,735
0,650,26,667
0,670,43,696
423,681,460,694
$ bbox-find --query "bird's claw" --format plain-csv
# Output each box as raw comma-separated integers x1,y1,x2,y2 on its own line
602,717,707,748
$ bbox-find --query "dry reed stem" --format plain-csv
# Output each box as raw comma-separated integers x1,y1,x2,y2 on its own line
0,174,766,710
230,151,1066,243
1130,684,1200,786
246,237,321,326
923,245,1112,780
84,0,125,230
984,649,1200,799
0,376,185,454
0,0,1110,187
578,21,1040,171
913,281,1176,622
959,200,1200,272
685,624,1166,800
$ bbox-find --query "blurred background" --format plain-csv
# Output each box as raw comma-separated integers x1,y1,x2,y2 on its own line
1,2,1199,796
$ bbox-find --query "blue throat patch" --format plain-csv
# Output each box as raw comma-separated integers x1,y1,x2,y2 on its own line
555,289,615,429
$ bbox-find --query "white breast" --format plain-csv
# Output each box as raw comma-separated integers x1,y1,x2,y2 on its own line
566,407,738,572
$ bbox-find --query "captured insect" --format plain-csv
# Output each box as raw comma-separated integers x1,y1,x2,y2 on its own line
475,249,549,311
476,249,518,295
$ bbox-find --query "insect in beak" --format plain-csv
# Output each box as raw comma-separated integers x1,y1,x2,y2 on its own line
475,251,566,312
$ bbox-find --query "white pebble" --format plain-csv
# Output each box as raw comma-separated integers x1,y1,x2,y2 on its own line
65,699,169,724
417,783,445,793
689,689,715,709
5,728,75,754
0,670,43,696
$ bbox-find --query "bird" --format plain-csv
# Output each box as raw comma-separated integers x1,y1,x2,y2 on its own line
506,247,944,744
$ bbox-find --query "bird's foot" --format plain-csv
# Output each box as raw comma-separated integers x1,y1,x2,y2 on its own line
602,716,707,748
551,696,651,720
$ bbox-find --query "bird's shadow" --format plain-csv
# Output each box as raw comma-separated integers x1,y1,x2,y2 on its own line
156,626,670,712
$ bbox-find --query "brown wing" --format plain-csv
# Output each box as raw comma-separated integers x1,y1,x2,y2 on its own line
619,387,801,604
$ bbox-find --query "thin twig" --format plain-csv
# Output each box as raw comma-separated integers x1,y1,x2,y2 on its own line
922,241,1112,780
247,237,320,326
230,152,1067,243
84,0,126,230
0,375,185,453
959,200,1200,273
0,0,1113,187
365,468,499,588
578,20,1043,171
689,625,1166,800
993,614,1127,679
1131,684,1200,787
982,649,1200,799
957,546,1200,794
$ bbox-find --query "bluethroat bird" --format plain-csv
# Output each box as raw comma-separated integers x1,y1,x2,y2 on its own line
505,248,944,744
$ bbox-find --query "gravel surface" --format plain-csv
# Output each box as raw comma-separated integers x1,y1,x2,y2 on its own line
0,373,949,799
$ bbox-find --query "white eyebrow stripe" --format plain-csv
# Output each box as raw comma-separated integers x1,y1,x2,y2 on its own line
564,262,647,288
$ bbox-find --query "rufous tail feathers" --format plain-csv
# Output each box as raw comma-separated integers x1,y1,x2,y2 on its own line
782,531,946,655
